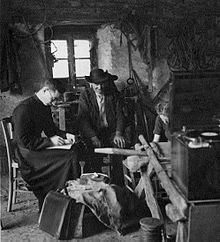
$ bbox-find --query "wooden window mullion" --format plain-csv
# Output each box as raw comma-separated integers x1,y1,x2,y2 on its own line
67,37,76,87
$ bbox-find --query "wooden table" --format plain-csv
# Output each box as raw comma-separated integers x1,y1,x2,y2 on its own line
95,147,148,156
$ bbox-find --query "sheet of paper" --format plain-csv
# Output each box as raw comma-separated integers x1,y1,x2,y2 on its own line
46,144,72,150
46,140,72,150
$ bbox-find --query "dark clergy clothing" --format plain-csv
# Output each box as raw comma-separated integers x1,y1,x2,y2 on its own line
12,95,78,199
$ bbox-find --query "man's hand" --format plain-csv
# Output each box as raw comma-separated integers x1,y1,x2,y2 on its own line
66,133,76,144
50,135,65,146
91,136,101,147
113,134,125,148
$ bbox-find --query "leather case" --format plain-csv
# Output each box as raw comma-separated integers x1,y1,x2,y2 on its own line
38,190,85,239
38,190,106,239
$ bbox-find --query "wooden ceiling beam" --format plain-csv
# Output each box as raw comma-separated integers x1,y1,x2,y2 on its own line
7,0,220,25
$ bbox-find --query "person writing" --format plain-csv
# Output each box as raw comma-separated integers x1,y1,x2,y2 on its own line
12,78,79,211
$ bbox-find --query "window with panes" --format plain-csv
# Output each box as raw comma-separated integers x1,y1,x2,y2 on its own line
51,39,91,80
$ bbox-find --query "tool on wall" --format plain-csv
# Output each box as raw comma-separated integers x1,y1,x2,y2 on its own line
125,36,150,142
127,38,135,86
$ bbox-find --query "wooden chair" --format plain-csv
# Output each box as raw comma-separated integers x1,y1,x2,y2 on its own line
1,117,31,212
122,161,140,193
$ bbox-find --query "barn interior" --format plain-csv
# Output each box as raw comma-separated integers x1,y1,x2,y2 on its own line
1,0,220,241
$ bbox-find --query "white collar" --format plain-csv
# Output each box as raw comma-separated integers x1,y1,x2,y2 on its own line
35,92,47,106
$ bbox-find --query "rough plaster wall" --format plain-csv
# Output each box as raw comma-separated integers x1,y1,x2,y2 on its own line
97,25,150,91
96,24,170,96
152,29,171,97
97,25,113,72
152,58,170,95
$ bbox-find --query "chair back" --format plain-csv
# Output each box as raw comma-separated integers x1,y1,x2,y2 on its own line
1,117,17,173
122,159,140,193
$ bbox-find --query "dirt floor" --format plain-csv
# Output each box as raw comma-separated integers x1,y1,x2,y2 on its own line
1,174,176,242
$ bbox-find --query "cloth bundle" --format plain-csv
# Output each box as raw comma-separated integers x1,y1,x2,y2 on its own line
66,176,150,235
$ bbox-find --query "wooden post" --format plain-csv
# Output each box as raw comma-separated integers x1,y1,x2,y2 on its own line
59,106,66,131
138,135,188,218
140,167,164,221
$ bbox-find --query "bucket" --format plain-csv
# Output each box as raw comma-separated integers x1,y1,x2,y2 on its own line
139,217,163,242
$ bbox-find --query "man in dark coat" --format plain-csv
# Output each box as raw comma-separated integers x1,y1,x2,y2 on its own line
78,69,126,148
12,79,79,211
78,69,127,185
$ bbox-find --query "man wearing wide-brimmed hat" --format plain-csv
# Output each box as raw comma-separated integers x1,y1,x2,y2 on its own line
77,68,126,185
78,68,126,148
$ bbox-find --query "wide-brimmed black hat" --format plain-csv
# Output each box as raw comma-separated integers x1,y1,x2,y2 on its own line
85,69,118,84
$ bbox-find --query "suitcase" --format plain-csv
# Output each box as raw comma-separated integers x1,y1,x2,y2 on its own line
38,190,106,240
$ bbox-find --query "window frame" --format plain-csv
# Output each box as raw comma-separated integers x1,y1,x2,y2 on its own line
45,25,98,88
51,40,69,79
74,39,91,79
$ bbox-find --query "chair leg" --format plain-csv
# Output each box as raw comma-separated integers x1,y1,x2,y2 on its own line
12,180,17,204
123,164,129,187
101,155,112,178
107,155,112,178
12,168,17,204
7,171,13,212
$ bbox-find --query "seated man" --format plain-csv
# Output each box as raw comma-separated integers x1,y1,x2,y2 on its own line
12,78,79,211
77,69,127,185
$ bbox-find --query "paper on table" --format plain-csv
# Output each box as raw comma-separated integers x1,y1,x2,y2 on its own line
46,144,72,150
46,139,73,150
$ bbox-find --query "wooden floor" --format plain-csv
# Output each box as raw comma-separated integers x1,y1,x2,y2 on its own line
1,174,176,242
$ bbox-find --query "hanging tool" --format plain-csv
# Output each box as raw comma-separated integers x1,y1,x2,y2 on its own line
127,37,135,86
126,36,150,142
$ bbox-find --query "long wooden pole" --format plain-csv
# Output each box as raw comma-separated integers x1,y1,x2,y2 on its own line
138,135,188,218
94,148,148,156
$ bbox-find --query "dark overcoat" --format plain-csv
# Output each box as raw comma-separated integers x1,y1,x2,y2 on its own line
77,87,125,143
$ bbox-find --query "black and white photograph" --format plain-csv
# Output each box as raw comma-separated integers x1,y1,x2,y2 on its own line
1,0,220,241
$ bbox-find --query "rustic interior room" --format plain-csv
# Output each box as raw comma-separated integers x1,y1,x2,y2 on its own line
1,0,220,241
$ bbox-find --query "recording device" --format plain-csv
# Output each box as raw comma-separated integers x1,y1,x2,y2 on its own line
170,71,220,202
